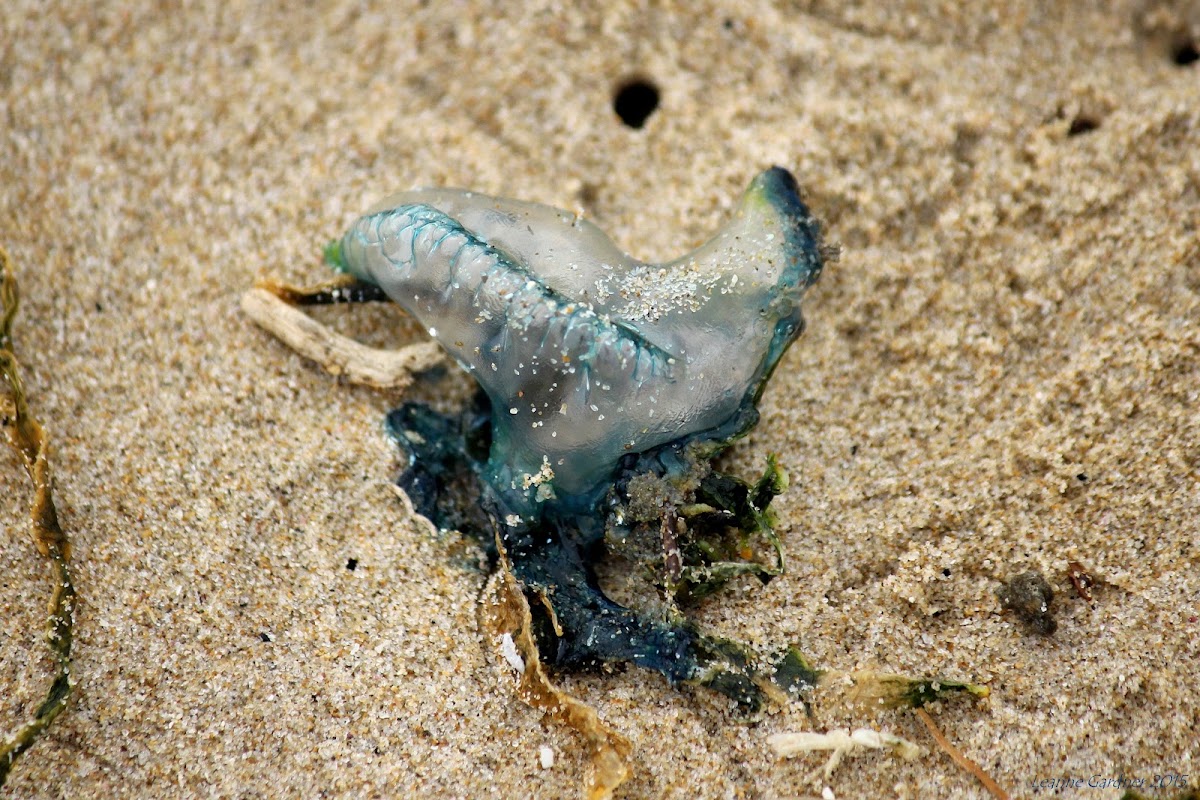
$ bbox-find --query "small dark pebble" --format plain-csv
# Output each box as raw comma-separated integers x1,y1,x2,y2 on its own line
997,569,1057,635
259,632,272,642
346,558,358,571
1066,116,1099,137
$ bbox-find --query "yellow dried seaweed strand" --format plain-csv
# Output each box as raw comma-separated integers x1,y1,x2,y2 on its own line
0,245,76,787
482,535,632,800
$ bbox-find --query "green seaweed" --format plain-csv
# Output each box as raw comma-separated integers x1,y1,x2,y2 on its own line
677,454,788,601
603,445,788,604
772,647,824,700
851,672,991,710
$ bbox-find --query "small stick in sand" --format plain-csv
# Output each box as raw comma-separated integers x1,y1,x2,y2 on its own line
240,287,443,390
914,707,1011,800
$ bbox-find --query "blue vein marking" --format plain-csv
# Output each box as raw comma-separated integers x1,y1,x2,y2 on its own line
355,204,680,381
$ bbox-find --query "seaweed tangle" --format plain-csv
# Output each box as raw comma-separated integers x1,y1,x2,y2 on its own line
0,245,76,787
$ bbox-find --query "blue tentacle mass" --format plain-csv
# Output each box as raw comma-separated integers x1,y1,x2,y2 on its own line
330,167,829,708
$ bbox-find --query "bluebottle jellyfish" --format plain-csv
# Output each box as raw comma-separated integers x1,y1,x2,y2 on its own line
291,168,833,709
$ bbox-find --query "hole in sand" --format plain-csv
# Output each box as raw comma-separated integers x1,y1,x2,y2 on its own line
1172,39,1199,65
1066,115,1100,137
613,79,659,129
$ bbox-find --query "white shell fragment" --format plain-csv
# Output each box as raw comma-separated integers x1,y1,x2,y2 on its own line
768,727,924,787
499,632,525,674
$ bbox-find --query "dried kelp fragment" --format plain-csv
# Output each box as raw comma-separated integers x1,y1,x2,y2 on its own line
0,245,76,787
481,538,632,800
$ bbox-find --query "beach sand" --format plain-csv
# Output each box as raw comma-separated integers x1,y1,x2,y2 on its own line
2,2,1198,797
